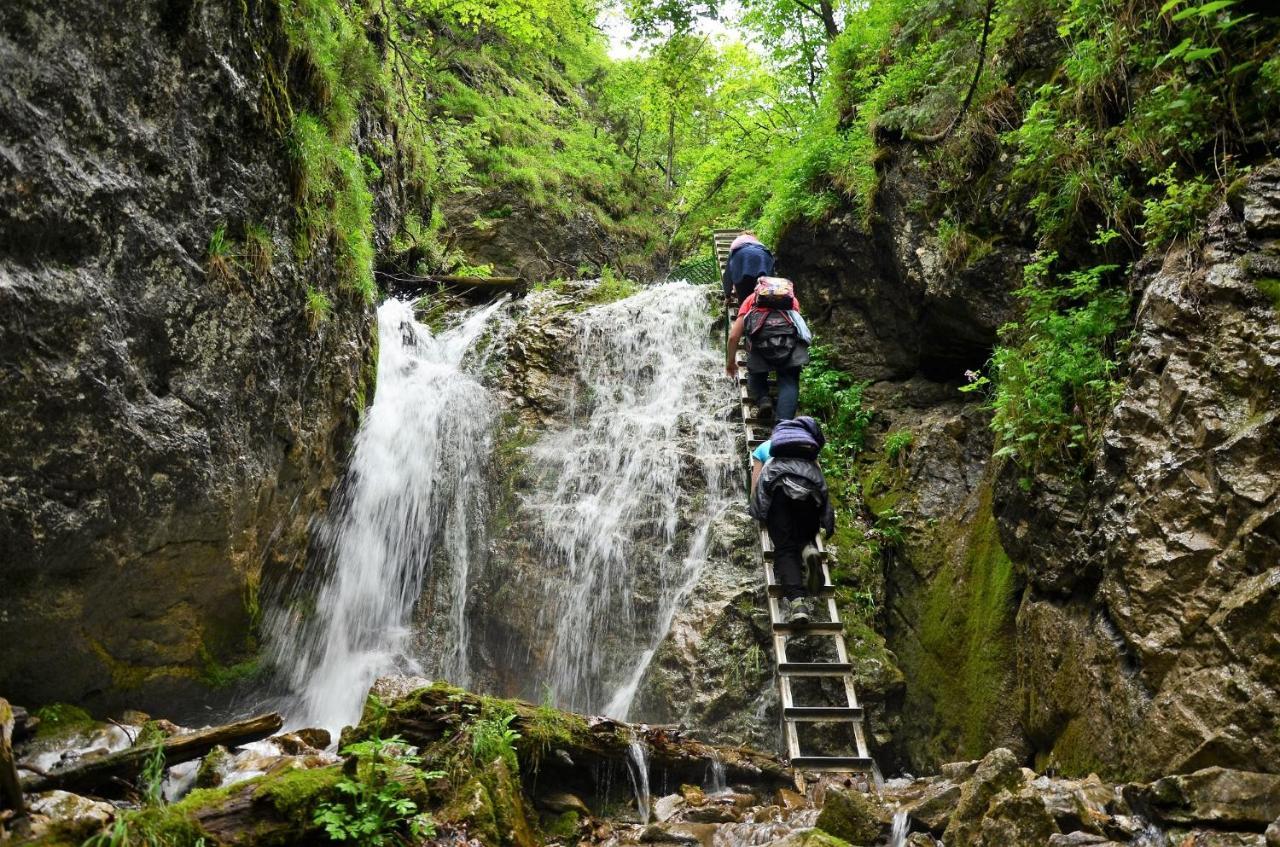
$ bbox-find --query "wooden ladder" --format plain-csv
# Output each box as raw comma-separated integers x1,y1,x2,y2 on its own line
715,230,876,776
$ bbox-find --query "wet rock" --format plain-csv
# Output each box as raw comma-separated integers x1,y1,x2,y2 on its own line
681,785,708,807
1175,833,1267,847
1047,834,1112,847
26,790,115,838
1128,767,1280,829
900,779,963,833
537,791,591,817
194,744,230,789
684,803,742,823
814,786,882,843
639,821,718,846
940,760,981,781
776,788,808,810
294,728,331,750
943,748,1025,846
1268,818,1280,847
975,789,1060,846
653,794,685,823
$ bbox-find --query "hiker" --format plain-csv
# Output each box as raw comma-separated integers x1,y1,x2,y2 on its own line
721,232,775,305
749,417,835,625
725,277,811,421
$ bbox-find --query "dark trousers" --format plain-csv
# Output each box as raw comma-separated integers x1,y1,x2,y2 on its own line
766,496,820,600
749,366,801,420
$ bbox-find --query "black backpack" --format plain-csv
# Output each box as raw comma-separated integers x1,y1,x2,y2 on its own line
745,307,797,366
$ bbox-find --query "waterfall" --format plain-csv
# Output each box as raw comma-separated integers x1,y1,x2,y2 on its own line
888,810,909,847
264,297,507,734
626,736,652,824
521,281,739,716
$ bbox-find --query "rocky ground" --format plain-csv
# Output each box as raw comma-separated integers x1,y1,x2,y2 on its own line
5,683,1278,846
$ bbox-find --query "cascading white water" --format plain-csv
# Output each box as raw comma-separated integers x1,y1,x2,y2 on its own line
264,297,507,734
888,810,909,847
521,281,739,716
626,737,652,824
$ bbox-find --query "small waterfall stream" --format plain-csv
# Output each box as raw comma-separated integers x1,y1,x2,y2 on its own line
264,297,507,733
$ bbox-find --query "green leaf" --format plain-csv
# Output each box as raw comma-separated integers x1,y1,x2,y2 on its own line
1159,0,1183,12
1183,46,1222,62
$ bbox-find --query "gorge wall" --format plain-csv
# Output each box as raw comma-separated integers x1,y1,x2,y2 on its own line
777,145,1280,781
0,0,379,715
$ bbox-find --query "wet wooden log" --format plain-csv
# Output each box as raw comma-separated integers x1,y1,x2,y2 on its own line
21,712,283,795
349,685,793,798
0,699,24,816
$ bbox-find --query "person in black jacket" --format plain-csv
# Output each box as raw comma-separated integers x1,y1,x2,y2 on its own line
749,417,835,625
721,232,775,304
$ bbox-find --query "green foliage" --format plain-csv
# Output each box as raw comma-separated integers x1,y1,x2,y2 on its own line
205,224,238,284
314,736,443,845
883,429,914,465
798,343,873,491
470,709,521,770
134,723,170,807
1140,167,1216,247
584,267,640,305
969,255,1130,468
305,284,334,325
33,703,94,737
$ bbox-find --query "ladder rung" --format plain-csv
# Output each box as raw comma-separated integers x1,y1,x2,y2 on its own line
772,620,843,634
760,532,828,562
766,583,835,598
783,706,864,721
789,756,876,772
778,662,853,676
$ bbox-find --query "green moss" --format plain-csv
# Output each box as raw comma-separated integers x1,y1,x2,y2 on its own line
815,787,881,844
198,646,263,689
542,810,580,839
254,764,344,825
914,484,1019,759
1254,278,1280,312
33,704,95,738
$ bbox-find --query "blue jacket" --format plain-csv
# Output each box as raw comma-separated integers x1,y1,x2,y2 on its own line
722,243,775,301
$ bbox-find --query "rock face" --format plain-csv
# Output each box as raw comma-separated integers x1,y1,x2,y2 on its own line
0,1,378,714
1011,169,1280,778
778,149,1280,780
776,73,1280,777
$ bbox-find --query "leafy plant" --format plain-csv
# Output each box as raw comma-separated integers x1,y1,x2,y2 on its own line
313,735,442,846
305,285,333,325
884,430,914,465
470,710,521,770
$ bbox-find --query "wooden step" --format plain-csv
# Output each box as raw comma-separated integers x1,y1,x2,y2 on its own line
766,582,835,599
783,706,864,722
760,532,828,562
772,619,843,634
778,662,853,676
789,756,876,772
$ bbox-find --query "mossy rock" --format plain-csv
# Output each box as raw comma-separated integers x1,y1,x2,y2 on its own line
541,809,580,840
815,787,883,844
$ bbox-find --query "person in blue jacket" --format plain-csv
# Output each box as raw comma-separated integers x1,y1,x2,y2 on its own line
721,232,775,304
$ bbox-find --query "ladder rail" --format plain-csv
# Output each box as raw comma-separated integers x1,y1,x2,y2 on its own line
720,228,876,778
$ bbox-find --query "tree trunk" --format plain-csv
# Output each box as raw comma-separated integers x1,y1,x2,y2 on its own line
0,700,24,817
22,712,283,796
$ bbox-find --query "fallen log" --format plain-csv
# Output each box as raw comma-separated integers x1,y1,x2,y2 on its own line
345,683,793,801
21,712,283,795
1,699,24,816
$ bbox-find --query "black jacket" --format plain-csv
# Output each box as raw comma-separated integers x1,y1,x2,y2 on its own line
750,456,836,536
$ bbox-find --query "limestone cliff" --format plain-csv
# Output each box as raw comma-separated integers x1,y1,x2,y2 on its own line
0,0,381,714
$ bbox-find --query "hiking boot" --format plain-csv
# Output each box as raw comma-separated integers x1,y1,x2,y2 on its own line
755,395,774,421
802,544,823,595
786,597,813,626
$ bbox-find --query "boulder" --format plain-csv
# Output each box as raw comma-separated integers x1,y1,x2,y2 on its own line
1267,817,1280,847
1047,834,1112,846
26,790,115,838
814,787,883,844
639,822,718,846
536,791,591,817
1128,767,1280,829
975,790,1060,847
943,748,1025,846
901,780,962,833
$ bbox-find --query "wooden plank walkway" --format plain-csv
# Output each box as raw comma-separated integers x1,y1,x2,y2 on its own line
715,231,875,778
